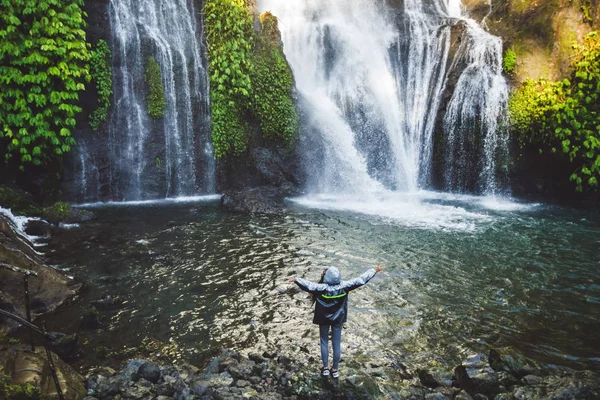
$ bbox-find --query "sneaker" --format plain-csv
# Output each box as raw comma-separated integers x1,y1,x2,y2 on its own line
321,367,330,377
331,369,339,379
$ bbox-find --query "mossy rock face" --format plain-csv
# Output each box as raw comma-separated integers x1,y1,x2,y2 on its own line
0,186,42,216
481,0,598,83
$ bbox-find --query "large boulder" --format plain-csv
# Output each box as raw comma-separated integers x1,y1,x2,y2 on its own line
0,214,79,336
0,346,86,400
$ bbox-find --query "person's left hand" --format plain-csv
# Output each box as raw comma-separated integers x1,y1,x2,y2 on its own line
287,276,296,283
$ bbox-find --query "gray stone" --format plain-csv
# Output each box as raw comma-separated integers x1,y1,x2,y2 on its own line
522,374,543,386
236,379,249,388
138,362,161,383
455,392,474,400
191,380,211,395
425,393,449,400
122,384,151,399
249,376,261,384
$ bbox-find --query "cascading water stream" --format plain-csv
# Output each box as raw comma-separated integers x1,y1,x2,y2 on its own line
260,0,509,197
74,0,214,202
108,0,213,200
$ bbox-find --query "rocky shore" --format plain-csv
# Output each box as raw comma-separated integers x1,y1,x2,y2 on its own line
83,348,600,400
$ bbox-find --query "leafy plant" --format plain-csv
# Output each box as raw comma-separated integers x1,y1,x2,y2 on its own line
250,12,298,143
0,0,91,169
89,39,112,130
509,31,600,191
503,48,517,75
145,56,166,119
204,0,254,158
0,374,47,400
8,337,20,344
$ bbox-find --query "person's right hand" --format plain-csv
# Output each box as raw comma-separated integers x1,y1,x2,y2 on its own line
375,265,385,273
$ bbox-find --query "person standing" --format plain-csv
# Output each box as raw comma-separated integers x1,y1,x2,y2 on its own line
288,265,385,378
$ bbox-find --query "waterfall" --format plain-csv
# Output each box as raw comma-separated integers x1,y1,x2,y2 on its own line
259,0,509,196
76,0,214,202
442,18,510,194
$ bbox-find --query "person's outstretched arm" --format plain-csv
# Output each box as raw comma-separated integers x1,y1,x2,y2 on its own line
343,265,385,291
288,276,327,293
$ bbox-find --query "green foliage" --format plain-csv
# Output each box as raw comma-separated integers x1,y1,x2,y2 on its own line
0,375,47,400
509,31,600,191
581,0,593,24
42,201,71,221
145,56,166,119
0,0,91,169
89,39,112,130
250,13,298,143
204,0,254,158
503,48,517,75
8,337,20,344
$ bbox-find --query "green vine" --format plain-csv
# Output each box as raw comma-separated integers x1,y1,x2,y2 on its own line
145,56,166,119
204,0,254,158
503,48,517,75
509,31,600,191
89,39,112,130
250,12,298,143
0,0,91,169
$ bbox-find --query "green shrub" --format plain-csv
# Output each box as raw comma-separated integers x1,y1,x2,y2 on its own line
204,0,254,158
145,56,166,119
509,31,600,191
503,48,517,75
0,0,91,169
250,13,298,143
89,39,112,130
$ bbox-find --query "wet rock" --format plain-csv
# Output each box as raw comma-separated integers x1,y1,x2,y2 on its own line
454,365,476,395
262,351,277,359
425,393,450,400
80,308,102,330
521,374,543,385
138,361,161,383
191,380,211,395
249,352,265,364
222,186,291,214
236,379,250,387
47,331,79,359
0,346,86,400
91,295,124,310
122,384,151,399
24,219,52,236
228,360,255,380
418,369,440,388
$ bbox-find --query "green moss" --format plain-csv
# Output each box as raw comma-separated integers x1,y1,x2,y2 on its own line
503,48,517,75
145,57,166,119
0,375,48,400
42,201,71,221
509,31,600,191
250,13,298,144
89,39,113,130
0,186,42,216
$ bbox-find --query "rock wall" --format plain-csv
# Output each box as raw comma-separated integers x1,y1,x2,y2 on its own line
0,213,78,337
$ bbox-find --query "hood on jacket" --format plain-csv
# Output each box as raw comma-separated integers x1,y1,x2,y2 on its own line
324,267,341,285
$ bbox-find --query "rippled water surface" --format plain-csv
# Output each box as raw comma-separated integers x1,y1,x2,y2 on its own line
43,194,600,371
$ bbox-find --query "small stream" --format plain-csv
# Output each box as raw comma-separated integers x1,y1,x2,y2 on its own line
40,194,600,372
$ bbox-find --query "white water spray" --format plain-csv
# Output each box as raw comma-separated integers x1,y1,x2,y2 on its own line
104,0,213,200
260,0,509,196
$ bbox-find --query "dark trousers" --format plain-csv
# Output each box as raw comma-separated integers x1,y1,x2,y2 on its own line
319,324,342,369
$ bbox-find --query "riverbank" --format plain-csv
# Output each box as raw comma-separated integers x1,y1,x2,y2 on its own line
82,347,600,399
